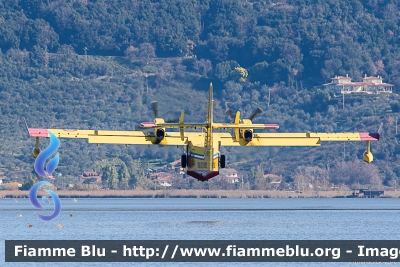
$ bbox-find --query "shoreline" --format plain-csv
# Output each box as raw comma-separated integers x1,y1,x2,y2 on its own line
1,189,398,198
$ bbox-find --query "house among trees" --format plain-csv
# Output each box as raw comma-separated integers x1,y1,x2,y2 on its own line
264,174,283,189
323,74,393,95
219,168,240,183
170,159,184,174
0,176,5,184
154,172,173,187
78,171,102,184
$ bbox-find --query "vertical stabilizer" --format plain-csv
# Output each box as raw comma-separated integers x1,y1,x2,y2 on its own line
206,82,214,171
206,82,213,125
234,111,240,141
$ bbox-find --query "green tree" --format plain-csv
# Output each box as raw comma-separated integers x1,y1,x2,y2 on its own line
138,43,156,65
249,166,264,190
101,164,119,190
249,61,269,84
118,162,130,189
130,162,149,189
230,67,248,82
108,165,119,190
20,173,39,191
215,60,239,82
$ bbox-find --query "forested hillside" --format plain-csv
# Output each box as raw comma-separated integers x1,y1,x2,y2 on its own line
1,0,400,190
3,0,400,88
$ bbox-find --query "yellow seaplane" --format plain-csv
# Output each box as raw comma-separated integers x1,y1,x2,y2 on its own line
26,83,382,181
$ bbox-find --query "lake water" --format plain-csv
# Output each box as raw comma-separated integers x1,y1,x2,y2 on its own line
1,197,400,266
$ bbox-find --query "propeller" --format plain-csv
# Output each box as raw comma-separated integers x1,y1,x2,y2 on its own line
226,107,262,121
248,107,262,121
150,101,179,122
151,101,159,118
226,109,236,120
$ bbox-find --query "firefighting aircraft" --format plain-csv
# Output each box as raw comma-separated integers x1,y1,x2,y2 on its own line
26,83,382,181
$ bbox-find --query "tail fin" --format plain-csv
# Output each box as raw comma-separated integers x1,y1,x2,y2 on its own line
206,82,213,125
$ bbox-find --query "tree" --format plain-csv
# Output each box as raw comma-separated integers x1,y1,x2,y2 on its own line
321,59,343,80
222,81,243,107
329,161,381,187
310,89,331,113
20,174,38,190
215,60,239,82
57,44,76,56
124,45,138,62
249,166,264,190
230,67,248,82
156,61,175,85
108,165,119,190
101,164,119,190
138,43,156,65
249,61,269,84
193,59,212,77
118,162,130,189
127,161,148,189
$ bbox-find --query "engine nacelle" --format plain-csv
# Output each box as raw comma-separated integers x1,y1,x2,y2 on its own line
243,130,253,142
154,128,165,144
240,119,253,142
363,151,373,163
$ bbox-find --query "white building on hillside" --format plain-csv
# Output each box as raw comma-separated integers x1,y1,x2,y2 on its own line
323,74,393,95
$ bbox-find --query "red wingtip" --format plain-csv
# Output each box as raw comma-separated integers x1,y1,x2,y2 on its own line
27,128,49,137
264,124,280,129
359,124,383,141
140,122,157,128
359,133,380,141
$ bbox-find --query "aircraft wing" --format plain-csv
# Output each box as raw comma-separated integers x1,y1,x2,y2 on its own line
27,128,204,146
214,132,380,147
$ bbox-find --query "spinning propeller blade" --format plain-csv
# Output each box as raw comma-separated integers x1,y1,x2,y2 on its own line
248,107,262,121
151,101,159,118
150,101,179,123
226,108,236,120
226,107,262,121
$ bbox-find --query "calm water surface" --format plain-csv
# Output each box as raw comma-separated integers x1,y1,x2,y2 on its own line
1,197,400,267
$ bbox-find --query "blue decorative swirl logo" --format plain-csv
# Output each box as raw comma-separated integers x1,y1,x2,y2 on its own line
29,132,61,221
34,132,60,178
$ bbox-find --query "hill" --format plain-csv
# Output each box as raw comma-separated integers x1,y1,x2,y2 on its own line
1,0,400,190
